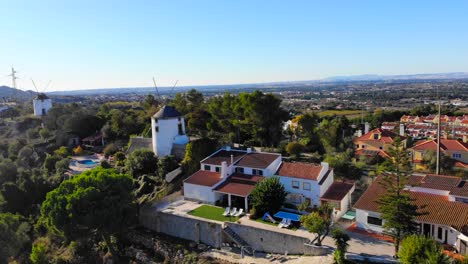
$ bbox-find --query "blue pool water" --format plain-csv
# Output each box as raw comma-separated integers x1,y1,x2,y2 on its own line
274,211,302,222
78,159,98,165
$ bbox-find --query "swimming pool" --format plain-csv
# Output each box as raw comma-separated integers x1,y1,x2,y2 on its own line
77,159,99,165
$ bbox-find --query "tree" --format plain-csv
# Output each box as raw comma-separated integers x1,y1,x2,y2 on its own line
0,213,30,263
300,204,332,246
182,138,218,175
250,177,286,217
103,143,118,158
40,167,137,255
114,151,126,166
398,235,450,264
332,228,350,264
0,159,17,186
422,150,455,174
377,137,421,256
16,146,39,170
125,149,158,178
285,142,304,159
43,155,61,174
158,155,179,178
39,128,51,141
54,146,69,158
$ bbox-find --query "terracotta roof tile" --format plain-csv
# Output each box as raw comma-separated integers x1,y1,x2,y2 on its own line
276,162,323,180
213,173,264,197
411,139,468,152
235,152,280,169
184,170,221,187
201,150,247,166
321,181,355,201
355,128,405,144
354,175,468,235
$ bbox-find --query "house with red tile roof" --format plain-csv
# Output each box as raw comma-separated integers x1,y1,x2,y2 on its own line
409,139,468,171
354,128,406,160
354,174,468,255
183,146,355,218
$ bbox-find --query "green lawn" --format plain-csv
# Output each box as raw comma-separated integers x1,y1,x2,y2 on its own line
188,205,240,222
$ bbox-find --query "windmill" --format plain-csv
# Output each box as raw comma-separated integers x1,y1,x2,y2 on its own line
152,77,161,101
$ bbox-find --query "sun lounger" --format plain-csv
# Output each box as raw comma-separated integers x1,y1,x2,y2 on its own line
284,218,291,228
278,218,287,228
262,212,277,223
229,208,237,216
222,207,230,216
234,208,244,217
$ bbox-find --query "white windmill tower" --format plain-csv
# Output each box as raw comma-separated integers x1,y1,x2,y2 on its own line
150,78,188,158
32,79,52,116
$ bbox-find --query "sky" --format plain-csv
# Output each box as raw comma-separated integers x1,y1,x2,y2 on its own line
1,0,468,91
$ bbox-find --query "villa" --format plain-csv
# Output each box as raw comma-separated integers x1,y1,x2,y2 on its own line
354,173,468,254
409,139,468,171
354,128,406,160
183,146,355,219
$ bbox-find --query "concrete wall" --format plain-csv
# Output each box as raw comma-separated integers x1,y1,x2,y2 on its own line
140,211,223,248
33,99,52,116
225,222,329,255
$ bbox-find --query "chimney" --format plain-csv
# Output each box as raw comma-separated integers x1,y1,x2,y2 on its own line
364,122,370,134
247,148,252,153
220,161,228,178
231,154,234,164
399,124,405,137
463,135,467,143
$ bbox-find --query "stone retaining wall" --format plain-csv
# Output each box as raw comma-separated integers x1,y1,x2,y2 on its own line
140,210,223,248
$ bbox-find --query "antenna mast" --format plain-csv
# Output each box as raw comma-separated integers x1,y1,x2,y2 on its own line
8,67,18,89
436,85,441,175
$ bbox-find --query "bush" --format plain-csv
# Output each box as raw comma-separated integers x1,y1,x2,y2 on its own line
125,149,158,178
103,143,118,158
286,142,304,159
398,234,450,264
114,151,126,166
30,242,48,264
332,229,350,264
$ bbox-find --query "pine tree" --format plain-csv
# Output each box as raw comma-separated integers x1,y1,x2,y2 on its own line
377,137,422,256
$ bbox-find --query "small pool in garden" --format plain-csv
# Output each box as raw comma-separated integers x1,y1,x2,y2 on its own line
77,159,99,165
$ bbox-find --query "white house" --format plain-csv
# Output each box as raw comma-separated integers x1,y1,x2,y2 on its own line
33,93,52,116
151,105,189,158
354,174,468,255
183,146,355,215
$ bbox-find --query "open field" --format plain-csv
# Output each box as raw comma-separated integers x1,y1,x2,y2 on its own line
315,110,367,119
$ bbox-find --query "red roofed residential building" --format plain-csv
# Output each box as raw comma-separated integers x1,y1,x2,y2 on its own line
354,174,468,254
354,128,406,160
409,139,468,171
183,146,355,218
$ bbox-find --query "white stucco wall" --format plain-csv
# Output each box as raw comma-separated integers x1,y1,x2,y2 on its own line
152,116,187,157
33,99,52,116
319,170,334,197
279,176,320,206
408,187,450,196
355,209,385,233
183,183,221,203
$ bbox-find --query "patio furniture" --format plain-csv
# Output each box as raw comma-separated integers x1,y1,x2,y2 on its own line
234,208,244,217
262,212,277,223
278,218,287,228
283,218,291,228
222,207,230,216
229,208,237,216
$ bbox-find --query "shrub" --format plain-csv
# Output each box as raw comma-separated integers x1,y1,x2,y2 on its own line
285,142,304,159
103,143,118,158
30,242,48,264
398,234,450,264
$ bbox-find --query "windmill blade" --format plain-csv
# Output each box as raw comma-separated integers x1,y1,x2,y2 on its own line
43,80,52,92
171,80,179,93
152,77,161,100
31,79,39,93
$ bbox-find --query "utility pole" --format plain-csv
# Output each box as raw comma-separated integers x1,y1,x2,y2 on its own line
8,67,18,89
436,85,441,175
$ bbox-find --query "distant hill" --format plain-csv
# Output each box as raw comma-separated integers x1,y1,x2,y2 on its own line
0,86,35,101
323,72,468,82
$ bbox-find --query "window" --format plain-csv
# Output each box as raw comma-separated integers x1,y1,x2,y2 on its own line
367,216,382,226
373,133,379,140
438,227,443,240
292,181,299,189
252,169,263,176
42,108,46,115
356,144,360,148
453,153,462,159
379,146,383,150
362,145,366,149
155,126,159,133
235,167,244,173
204,165,211,171
303,182,311,191
215,167,220,172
